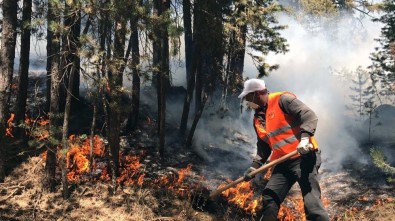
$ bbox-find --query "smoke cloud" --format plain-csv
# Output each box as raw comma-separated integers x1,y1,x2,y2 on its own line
193,12,384,175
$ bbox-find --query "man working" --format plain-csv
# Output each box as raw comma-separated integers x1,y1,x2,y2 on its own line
239,79,329,221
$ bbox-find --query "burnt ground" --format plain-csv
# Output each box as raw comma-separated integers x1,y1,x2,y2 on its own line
1,75,395,220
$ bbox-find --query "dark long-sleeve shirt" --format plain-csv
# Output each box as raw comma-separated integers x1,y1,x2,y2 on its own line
252,93,318,165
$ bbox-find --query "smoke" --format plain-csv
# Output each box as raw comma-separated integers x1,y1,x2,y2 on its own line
191,12,384,176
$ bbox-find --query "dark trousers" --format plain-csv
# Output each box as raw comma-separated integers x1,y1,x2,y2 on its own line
257,151,329,221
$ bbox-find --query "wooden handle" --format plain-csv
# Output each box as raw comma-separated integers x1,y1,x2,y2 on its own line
209,150,298,198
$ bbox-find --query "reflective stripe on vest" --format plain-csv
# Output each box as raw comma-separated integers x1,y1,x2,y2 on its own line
253,91,318,161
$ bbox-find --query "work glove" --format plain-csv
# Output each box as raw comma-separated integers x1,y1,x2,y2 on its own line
297,137,312,155
243,167,257,181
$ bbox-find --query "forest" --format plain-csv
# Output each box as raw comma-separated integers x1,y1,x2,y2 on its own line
0,0,395,220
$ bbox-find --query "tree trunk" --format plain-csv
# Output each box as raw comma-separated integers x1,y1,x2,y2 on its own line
61,3,81,112
89,95,97,180
107,0,128,178
46,1,62,192
153,0,170,158
186,93,207,148
46,4,53,113
224,4,247,113
0,0,18,182
185,0,224,145
180,43,198,135
126,2,141,131
64,4,81,110
179,0,195,135
15,0,32,140
183,0,193,82
228,26,246,92
61,64,76,199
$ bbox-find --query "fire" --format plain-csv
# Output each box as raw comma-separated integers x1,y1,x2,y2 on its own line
150,164,194,196
66,135,105,183
278,196,306,221
5,113,15,137
220,180,260,214
263,167,272,181
137,174,144,186
39,132,199,203
24,115,50,140
219,178,331,219
117,154,143,185
177,164,192,184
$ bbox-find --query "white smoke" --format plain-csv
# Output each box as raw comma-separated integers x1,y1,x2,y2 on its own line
241,13,383,170
188,11,386,177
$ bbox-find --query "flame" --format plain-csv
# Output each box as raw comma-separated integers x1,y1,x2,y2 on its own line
177,164,191,184
39,134,196,199
66,135,105,183
117,154,143,185
24,115,50,140
278,196,306,221
220,180,259,214
263,167,272,181
137,174,145,186
5,113,15,137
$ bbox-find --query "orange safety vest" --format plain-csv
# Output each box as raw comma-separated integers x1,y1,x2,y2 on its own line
254,92,318,161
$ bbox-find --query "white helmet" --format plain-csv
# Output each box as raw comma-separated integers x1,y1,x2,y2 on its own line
238,79,266,99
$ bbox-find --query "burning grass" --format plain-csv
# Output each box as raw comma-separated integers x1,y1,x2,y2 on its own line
2,112,395,220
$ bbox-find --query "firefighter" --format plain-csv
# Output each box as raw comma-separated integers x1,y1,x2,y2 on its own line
239,79,329,221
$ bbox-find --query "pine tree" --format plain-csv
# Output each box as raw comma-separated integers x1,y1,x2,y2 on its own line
370,147,395,183
347,66,376,121
369,0,395,104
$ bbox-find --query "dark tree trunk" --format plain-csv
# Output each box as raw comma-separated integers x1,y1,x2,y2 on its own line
61,64,76,199
0,0,18,182
183,0,193,81
180,43,198,135
46,1,62,192
153,0,170,158
186,93,207,147
61,3,81,112
46,4,53,113
185,0,224,146
107,0,128,178
228,25,246,91
224,4,246,112
15,0,32,140
179,0,194,135
126,1,141,131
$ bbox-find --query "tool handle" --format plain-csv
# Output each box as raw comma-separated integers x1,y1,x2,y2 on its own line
209,150,298,198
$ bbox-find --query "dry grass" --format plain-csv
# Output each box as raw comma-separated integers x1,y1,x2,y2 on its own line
0,156,219,221
1,156,395,221
337,203,395,221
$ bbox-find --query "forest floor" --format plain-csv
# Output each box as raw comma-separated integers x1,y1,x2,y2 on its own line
0,76,395,221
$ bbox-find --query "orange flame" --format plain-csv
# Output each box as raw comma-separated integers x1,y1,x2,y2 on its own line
137,174,145,186
24,115,50,140
5,113,15,137
117,154,143,185
39,134,197,199
177,164,192,184
220,180,259,214
66,135,105,183
278,196,306,221
263,167,272,181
